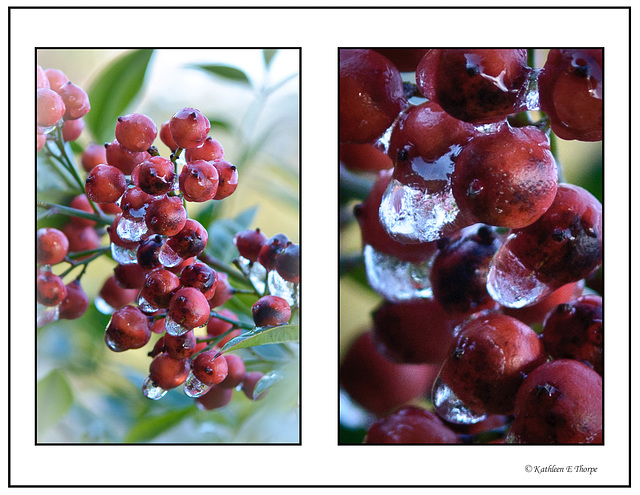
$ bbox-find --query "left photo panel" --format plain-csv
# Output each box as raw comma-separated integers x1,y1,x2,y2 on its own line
35,48,300,444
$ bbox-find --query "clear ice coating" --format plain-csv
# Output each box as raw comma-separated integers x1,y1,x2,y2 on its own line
164,315,190,336
363,244,433,302
117,216,148,242
137,294,158,314
237,257,267,294
158,241,184,268
37,302,59,328
142,376,168,400
378,154,460,244
94,295,115,315
486,238,552,308
183,371,212,398
111,242,138,265
524,68,541,111
268,270,299,306
431,374,487,425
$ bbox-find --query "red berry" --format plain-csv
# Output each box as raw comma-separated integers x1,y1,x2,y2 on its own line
163,330,198,360
136,235,164,271
196,386,233,410
373,49,430,72
115,113,157,152
85,164,127,204
219,354,246,389
339,142,393,173
37,65,49,89
169,107,210,149
61,117,84,141
68,194,96,227
57,81,90,120
180,262,218,299
207,272,233,308
148,352,190,389
61,222,101,255
37,271,67,306
212,160,238,199
257,233,289,271
59,280,89,320
37,88,65,126
81,143,107,172
144,195,187,237
168,287,210,330
134,156,176,196
364,406,460,444
104,305,151,352
275,242,299,284
185,136,224,162
44,68,68,92
140,268,181,309
37,227,69,265
105,139,151,175
99,275,139,310
207,308,241,347
234,228,268,262
164,219,208,259
159,120,179,152
251,295,291,327
113,263,148,289
242,371,268,400
179,160,219,202
192,349,229,386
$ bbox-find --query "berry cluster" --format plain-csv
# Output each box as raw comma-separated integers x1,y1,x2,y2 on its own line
37,66,91,149
340,49,602,444
37,96,299,411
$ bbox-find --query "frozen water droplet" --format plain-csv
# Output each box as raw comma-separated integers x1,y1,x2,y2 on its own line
164,315,190,336
117,216,148,242
183,371,212,398
237,257,267,294
524,68,541,111
268,270,299,306
158,241,184,268
486,239,552,308
37,302,59,327
363,244,433,302
137,294,158,314
431,374,486,425
142,376,168,400
94,295,115,315
111,242,138,265
474,122,504,134
379,176,460,244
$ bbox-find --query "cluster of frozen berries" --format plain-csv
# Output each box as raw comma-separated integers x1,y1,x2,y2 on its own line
340,49,602,444
37,101,299,409
37,65,90,148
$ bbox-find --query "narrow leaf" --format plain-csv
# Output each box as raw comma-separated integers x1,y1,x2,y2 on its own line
37,370,74,435
86,49,154,143
263,49,278,68
219,324,299,354
191,64,251,85
125,406,193,443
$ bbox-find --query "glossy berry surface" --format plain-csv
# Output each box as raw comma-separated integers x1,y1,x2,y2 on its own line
37,271,67,306
136,235,164,271
339,142,393,173
507,359,602,444
416,49,529,124
134,156,176,196
140,268,181,309
451,124,558,229
234,228,268,262
219,354,246,389
257,233,290,271
115,113,157,152
57,81,91,120
164,219,208,259
37,227,69,266
81,142,107,172
251,295,291,327
168,287,210,330
364,406,460,444
169,107,210,149
212,160,239,199
539,49,602,141
180,262,218,299
179,160,219,202
185,136,224,162
144,195,187,237
104,305,151,352
149,352,190,389
429,224,501,315
373,49,430,72
37,88,66,126
85,164,127,204
439,313,546,415
58,280,89,320
192,349,229,386
541,295,603,376
339,49,407,144
105,139,150,175
275,242,300,284
241,371,268,401
99,275,139,310
163,330,198,360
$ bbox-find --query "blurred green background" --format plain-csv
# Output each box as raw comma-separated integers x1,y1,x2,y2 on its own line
36,49,300,443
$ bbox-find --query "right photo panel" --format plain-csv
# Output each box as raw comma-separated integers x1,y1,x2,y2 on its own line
339,48,603,445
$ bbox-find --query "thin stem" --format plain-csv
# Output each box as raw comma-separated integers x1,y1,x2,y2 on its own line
37,200,113,226
60,247,110,278
210,310,254,330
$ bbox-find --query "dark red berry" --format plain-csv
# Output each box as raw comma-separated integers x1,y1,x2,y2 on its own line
144,195,187,237
234,228,268,262
134,156,176,196
257,233,290,271
251,295,291,327
149,352,190,389
115,113,157,152
104,305,151,352
179,160,219,202
275,242,299,284
140,268,181,309
85,164,127,204
168,287,210,330
364,406,460,444
57,81,90,120
180,262,218,299
37,88,65,126
37,271,67,306
169,107,210,149
37,227,69,265
212,160,238,199
105,139,151,175
59,280,89,320
192,349,229,386
185,136,224,162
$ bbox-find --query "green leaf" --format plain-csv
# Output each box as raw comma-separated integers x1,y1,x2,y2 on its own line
37,370,74,435
219,324,299,354
263,49,278,68
191,64,251,86
208,118,232,133
125,406,193,443
86,49,154,144
206,206,258,262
